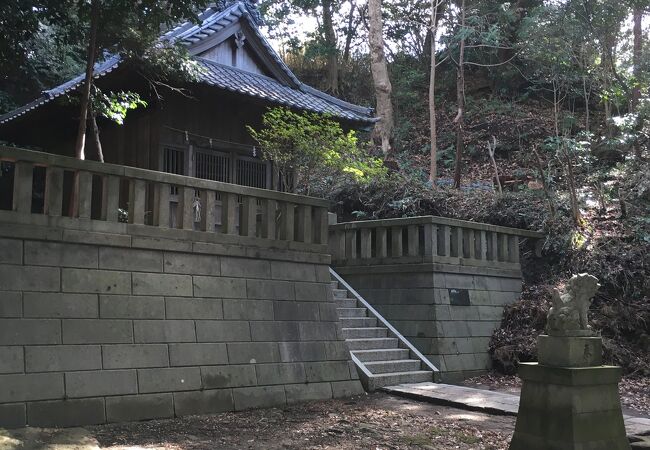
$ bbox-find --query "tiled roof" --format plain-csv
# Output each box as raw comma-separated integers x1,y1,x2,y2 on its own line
0,2,375,126
196,58,374,122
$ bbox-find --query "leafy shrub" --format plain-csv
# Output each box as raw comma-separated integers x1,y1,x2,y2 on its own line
248,107,386,196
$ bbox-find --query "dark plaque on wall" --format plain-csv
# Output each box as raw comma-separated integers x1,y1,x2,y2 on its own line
449,288,470,306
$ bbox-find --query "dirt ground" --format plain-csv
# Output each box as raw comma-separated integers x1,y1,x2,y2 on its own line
1,393,516,450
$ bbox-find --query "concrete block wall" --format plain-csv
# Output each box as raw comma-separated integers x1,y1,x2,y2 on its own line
337,263,522,382
0,235,363,429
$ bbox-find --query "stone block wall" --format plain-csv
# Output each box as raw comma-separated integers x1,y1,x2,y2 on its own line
337,263,522,382
0,233,362,429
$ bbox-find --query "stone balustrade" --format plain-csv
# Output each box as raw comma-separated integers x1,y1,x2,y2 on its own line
329,216,543,269
0,146,329,249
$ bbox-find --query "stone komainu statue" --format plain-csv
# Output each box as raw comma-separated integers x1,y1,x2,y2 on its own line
546,273,600,336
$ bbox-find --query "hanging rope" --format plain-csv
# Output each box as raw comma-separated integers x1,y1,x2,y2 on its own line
164,125,258,156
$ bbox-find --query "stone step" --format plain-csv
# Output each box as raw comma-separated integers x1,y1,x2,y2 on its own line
367,370,433,390
332,289,348,299
364,359,422,374
330,280,339,289
352,348,410,362
346,337,398,350
336,307,367,318
336,298,357,308
340,317,377,328
342,327,388,339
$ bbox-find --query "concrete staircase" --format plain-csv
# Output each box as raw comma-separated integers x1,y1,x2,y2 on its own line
330,269,438,391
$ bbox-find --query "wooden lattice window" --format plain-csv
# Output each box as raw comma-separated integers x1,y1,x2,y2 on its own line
236,157,267,189
195,150,231,183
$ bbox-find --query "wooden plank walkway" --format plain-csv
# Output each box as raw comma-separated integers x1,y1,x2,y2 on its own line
383,382,650,437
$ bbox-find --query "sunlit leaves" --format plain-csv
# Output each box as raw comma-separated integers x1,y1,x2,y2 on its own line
92,89,147,124
247,107,386,194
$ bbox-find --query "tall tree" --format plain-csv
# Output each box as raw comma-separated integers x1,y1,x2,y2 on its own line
368,0,394,155
630,5,643,112
322,0,339,93
428,0,445,183
453,0,466,189
74,0,99,160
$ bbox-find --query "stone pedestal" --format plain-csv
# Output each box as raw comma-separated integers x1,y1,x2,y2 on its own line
509,335,630,450
538,334,603,368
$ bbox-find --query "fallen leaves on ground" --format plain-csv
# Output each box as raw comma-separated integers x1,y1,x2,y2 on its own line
89,393,515,449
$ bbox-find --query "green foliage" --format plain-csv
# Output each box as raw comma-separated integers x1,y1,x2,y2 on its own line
0,21,85,114
247,107,386,195
92,89,147,125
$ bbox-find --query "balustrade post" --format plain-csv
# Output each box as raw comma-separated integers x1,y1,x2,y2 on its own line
101,175,120,222
241,196,258,237
153,184,170,228
177,186,194,230
407,225,419,256
442,225,451,257
332,229,346,261
77,171,93,219
345,229,357,259
296,205,312,243
456,227,464,258
391,226,403,257
491,231,499,261
12,161,33,213
44,167,64,216
499,233,509,262
468,229,476,259
279,202,295,241
376,227,387,258
200,190,216,232
480,230,488,260
423,224,438,259
128,179,146,225
262,199,277,239
221,192,237,234
360,228,372,258
509,235,520,263
314,207,328,245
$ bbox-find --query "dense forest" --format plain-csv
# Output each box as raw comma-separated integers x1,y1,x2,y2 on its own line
0,0,648,374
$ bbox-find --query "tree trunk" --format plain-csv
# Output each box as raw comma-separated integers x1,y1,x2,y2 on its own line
453,0,466,189
600,33,615,138
322,0,339,95
582,75,590,132
368,0,394,156
428,0,443,184
532,147,556,219
631,6,643,160
487,136,502,194
90,106,104,163
74,0,99,160
552,79,560,138
562,139,581,224
342,0,356,65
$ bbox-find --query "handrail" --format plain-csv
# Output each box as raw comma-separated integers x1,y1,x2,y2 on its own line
330,267,439,374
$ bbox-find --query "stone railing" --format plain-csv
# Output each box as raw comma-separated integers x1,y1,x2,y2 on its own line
329,216,544,269
0,146,329,250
